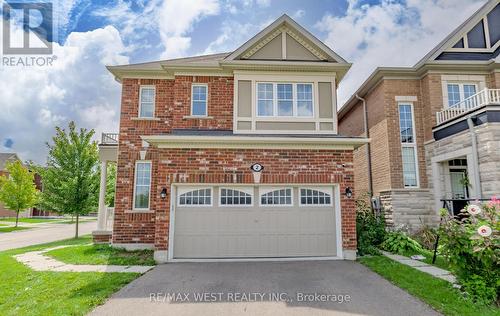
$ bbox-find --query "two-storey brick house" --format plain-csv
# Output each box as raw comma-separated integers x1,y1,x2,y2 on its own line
338,0,499,231
94,15,367,262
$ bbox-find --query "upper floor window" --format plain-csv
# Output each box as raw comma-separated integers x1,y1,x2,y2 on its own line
257,82,313,118
133,161,151,210
447,83,477,107
191,84,208,116
398,103,419,188
139,86,155,118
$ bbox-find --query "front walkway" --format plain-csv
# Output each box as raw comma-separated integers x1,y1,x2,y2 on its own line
14,245,154,273
382,251,456,283
0,221,96,251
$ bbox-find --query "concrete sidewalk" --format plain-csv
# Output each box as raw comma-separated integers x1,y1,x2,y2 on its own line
0,221,96,251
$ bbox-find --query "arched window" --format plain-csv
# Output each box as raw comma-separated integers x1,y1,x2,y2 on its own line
220,188,252,206
178,188,212,206
260,188,292,206
300,188,332,206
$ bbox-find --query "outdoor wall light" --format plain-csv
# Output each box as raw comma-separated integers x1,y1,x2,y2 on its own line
160,188,167,199
345,187,353,199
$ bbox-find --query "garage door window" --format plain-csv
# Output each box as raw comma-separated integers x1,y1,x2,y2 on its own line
178,188,212,206
300,188,332,206
260,188,292,206
220,188,252,206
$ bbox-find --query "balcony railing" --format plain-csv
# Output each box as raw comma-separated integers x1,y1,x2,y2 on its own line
436,88,500,125
101,133,119,145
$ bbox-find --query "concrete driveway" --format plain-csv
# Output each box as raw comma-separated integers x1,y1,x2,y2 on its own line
91,260,440,316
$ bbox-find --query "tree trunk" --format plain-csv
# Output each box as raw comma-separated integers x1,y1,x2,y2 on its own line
15,209,20,228
75,212,79,238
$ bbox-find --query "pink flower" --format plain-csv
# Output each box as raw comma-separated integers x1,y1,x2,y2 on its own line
488,196,500,208
477,225,492,237
466,204,482,215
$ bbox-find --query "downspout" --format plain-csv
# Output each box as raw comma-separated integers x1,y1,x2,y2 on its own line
467,117,482,199
355,94,373,197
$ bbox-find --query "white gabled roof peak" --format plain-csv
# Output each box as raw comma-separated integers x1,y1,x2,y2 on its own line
224,14,348,64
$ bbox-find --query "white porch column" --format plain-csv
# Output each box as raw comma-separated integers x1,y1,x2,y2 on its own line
97,160,108,231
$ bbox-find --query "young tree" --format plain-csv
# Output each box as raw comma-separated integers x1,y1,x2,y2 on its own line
0,161,39,227
37,121,99,238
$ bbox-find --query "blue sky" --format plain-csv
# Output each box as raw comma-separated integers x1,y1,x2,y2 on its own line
0,0,486,162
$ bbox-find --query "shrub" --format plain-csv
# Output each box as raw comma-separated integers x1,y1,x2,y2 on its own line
412,221,438,250
356,195,386,256
381,231,423,255
439,197,499,305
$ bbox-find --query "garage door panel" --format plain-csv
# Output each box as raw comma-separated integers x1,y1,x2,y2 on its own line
173,185,338,259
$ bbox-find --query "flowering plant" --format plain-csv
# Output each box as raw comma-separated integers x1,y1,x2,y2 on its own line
439,197,499,305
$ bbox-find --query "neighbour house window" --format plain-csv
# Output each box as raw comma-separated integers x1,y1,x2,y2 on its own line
191,84,208,116
300,188,332,206
179,188,212,206
220,188,252,206
446,83,477,107
139,86,155,118
398,104,419,188
257,82,313,117
260,188,293,206
133,161,151,210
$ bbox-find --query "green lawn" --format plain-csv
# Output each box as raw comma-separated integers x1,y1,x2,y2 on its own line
0,226,30,233
0,236,141,316
0,217,61,223
46,244,155,266
360,256,499,316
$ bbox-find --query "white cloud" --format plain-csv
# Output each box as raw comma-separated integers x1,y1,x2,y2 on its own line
0,24,128,163
316,0,485,105
157,0,220,58
203,20,255,54
256,0,271,8
292,9,305,19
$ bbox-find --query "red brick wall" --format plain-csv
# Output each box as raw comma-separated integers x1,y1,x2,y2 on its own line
113,75,234,245
112,148,356,251
120,76,233,136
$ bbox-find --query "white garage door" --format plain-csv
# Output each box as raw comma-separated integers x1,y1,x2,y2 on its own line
172,185,339,259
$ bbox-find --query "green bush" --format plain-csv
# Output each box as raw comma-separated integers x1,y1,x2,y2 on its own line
356,195,386,256
439,198,500,305
381,231,423,255
412,221,438,250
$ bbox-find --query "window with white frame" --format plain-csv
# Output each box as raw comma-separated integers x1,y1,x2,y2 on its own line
260,188,293,206
191,84,208,116
139,86,155,118
133,161,151,209
398,104,419,187
178,188,212,206
257,82,313,117
446,83,477,107
300,188,332,206
220,188,252,206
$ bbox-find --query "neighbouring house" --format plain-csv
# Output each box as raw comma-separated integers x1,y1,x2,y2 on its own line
95,14,368,263
338,0,500,231
0,152,46,217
